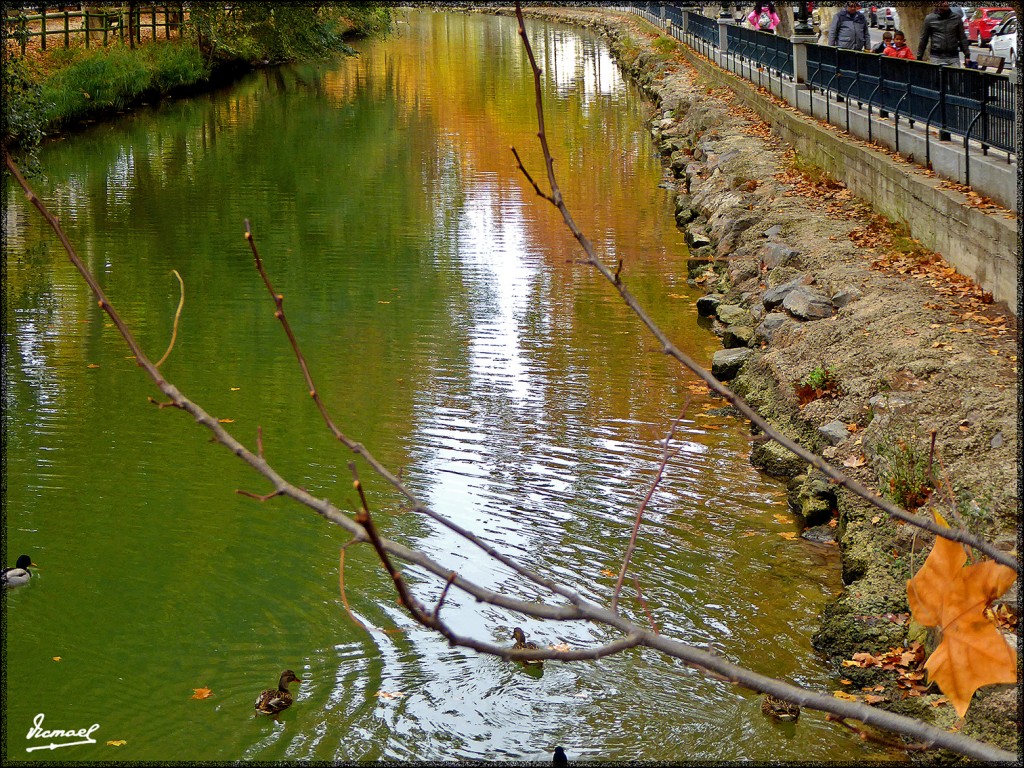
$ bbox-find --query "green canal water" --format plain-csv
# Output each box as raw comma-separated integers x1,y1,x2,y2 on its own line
3,9,899,762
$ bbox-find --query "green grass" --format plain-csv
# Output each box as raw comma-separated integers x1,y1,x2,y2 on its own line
39,41,209,126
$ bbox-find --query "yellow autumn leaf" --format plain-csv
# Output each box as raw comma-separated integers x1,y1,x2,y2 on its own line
52,656,61,662
833,690,858,701
906,516,1017,717
778,531,799,541
190,687,213,700
106,740,127,746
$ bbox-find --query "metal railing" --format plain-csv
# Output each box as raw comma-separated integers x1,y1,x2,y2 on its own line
622,3,1016,167
805,44,1015,159
726,24,794,79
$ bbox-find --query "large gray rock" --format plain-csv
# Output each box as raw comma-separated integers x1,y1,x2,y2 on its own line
832,286,863,309
711,347,755,381
818,419,850,446
762,277,806,309
715,304,752,327
754,312,792,344
783,286,834,320
696,294,723,317
686,228,712,250
722,325,754,349
760,242,800,269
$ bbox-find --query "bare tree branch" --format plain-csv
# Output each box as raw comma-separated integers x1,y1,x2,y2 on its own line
6,64,1019,763
505,6,1016,574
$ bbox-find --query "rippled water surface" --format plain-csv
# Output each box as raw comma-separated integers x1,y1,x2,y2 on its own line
4,10,899,762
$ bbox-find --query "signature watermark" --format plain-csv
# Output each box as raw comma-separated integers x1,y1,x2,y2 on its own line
25,712,100,752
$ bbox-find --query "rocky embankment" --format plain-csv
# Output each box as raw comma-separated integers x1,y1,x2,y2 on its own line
497,6,1019,754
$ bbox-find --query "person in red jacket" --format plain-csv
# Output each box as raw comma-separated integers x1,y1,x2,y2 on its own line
883,30,916,59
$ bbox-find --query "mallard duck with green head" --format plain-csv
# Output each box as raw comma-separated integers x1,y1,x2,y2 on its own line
761,693,800,721
3,555,37,589
511,627,543,666
255,670,303,715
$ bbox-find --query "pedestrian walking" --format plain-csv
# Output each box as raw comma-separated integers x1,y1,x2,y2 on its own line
828,2,870,51
883,30,916,59
747,2,781,33
916,1,971,66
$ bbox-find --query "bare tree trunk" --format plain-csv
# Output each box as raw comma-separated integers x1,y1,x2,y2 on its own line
817,5,837,43
776,6,794,39
896,5,930,59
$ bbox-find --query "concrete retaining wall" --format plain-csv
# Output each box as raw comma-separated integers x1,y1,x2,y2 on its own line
676,44,1019,312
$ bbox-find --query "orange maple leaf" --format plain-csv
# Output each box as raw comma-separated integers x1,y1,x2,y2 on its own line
906,526,1016,718
190,687,213,700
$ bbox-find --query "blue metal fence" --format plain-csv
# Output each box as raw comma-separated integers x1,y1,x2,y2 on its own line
622,4,1016,161
726,24,794,78
805,44,1015,157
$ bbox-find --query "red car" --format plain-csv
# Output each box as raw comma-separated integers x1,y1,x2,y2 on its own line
967,7,1014,45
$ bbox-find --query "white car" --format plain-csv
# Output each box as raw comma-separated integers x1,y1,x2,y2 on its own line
988,15,1016,68
880,7,900,30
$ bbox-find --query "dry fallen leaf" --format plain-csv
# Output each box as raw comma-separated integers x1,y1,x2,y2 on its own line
190,687,213,700
548,643,571,652
778,531,799,541
374,690,406,700
843,455,867,468
52,656,61,662
87,363,100,369
600,569,616,578
906,515,1017,717
106,740,127,747
218,418,234,424
833,690,858,701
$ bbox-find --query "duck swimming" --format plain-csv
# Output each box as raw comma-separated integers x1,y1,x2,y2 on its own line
511,627,543,666
3,555,37,589
761,693,800,721
255,670,303,715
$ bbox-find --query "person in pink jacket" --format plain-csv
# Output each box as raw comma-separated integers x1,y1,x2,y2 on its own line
748,2,781,33
883,30,917,59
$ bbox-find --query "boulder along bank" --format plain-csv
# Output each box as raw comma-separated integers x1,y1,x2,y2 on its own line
486,6,1019,754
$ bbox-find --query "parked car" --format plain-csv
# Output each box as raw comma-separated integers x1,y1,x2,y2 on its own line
967,7,1014,45
988,14,1017,67
880,7,900,30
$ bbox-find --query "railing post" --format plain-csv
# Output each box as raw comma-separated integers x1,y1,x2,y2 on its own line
63,9,69,48
938,66,951,141
681,10,689,34
84,10,90,49
718,18,730,54
789,34,817,84
40,5,47,51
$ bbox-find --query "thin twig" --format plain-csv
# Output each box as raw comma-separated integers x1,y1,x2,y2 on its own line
611,407,687,613
154,269,185,367
633,576,659,635
339,541,368,631
433,572,459,622
826,714,933,752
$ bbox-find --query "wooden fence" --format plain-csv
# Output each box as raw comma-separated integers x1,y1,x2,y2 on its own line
4,4,186,56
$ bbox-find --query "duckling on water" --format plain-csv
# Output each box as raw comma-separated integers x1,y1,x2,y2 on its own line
511,627,543,666
255,670,303,715
3,555,37,589
761,693,800,721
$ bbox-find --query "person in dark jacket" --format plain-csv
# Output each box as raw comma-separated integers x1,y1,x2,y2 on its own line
917,1,971,66
828,2,870,50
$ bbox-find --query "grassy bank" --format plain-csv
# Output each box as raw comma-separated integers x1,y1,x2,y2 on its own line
2,4,392,159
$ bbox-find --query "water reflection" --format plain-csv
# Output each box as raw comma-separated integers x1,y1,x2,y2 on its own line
3,9,901,764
